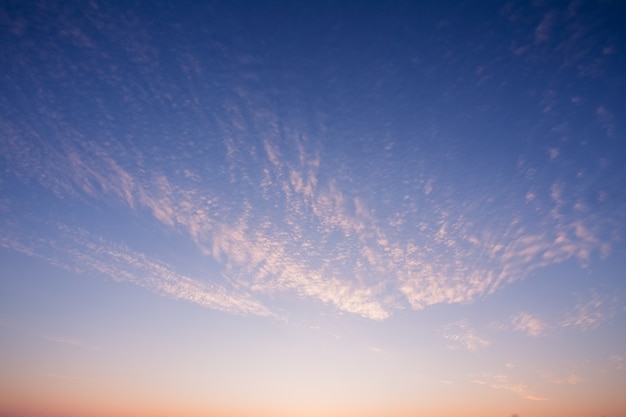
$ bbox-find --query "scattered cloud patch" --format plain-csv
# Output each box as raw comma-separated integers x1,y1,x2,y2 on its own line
442,321,490,351
561,291,615,331
511,312,547,337
548,148,559,160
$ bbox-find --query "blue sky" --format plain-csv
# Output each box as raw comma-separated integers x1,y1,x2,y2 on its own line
1,1,625,416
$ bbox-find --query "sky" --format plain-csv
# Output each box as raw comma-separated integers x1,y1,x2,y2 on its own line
0,1,625,416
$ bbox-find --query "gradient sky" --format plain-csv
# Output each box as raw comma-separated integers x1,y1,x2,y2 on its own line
1,1,625,417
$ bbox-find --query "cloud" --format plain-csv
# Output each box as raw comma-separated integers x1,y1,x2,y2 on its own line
495,383,547,401
550,182,563,204
2,122,619,322
534,11,556,43
548,148,559,160
42,335,87,347
473,374,547,401
264,138,281,167
2,126,617,321
0,320,97,350
610,355,626,372
442,321,490,351
596,106,615,137
500,291,615,336
1,130,394,320
0,223,274,318
511,312,547,337
561,291,615,330
545,373,583,385
0,26,621,325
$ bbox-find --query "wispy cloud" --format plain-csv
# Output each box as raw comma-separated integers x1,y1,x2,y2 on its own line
511,312,548,337
561,291,615,331
596,106,615,137
0,320,96,349
534,11,556,43
544,373,583,385
495,383,547,401
442,321,490,351
0,21,621,324
42,335,87,347
1,223,274,318
1,125,618,321
548,147,559,161
473,374,547,401
610,355,626,372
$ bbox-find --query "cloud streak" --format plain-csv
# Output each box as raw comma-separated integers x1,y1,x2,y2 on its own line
561,291,615,331
1,222,273,318
473,374,547,401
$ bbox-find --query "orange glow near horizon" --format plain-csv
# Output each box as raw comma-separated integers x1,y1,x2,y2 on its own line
3,372,625,417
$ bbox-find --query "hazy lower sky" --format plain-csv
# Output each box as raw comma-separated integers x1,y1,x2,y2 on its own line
1,1,625,417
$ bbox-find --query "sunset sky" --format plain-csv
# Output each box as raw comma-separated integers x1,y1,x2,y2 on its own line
1,1,625,417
